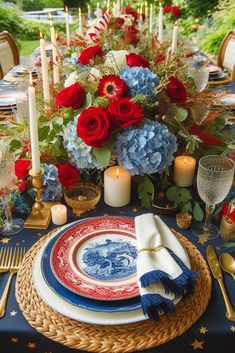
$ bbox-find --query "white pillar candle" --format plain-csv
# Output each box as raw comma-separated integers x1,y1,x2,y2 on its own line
174,156,196,187
39,33,50,104
104,166,131,207
171,21,178,52
78,8,82,35
65,6,70,47
28,73,40,175
149,4,153,33
158,3,163,44
51,204,67,225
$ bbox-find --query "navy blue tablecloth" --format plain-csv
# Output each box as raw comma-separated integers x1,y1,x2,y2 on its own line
0,199,235,353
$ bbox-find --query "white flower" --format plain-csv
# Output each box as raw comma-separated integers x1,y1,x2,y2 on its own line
64,71,78,87
120,14,134,27
104,50,129,71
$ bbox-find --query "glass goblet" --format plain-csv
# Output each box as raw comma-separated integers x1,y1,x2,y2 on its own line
189,66,209,92
192,155,235,240
0,159,24,235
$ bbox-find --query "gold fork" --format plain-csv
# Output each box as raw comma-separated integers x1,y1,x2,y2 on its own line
0,247,25,318
0,248,12,274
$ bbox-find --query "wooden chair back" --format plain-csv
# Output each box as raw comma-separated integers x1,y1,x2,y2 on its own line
217,31,235,80
0,63,3,80
0,31,19,77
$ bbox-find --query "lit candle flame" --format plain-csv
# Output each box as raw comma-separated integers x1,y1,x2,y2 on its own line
175,20,178,26
65,6,68,13
29,72,33,86
116,168,119,178
184,157,188,164
159,1,162,7
39,31,43,39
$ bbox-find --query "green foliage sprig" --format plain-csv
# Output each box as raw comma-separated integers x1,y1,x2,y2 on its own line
166,185,204,221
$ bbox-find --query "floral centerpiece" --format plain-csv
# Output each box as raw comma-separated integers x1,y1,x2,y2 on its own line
0,5,233,217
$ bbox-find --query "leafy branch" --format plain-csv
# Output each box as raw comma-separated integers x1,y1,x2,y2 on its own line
166,185,204,221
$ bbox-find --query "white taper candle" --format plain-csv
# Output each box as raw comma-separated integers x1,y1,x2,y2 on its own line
28,73,40,175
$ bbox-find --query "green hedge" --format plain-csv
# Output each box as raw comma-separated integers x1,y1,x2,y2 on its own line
0,4,66,41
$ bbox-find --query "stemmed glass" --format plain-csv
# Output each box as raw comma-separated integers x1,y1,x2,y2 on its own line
192,155,235,239
0,153,24,235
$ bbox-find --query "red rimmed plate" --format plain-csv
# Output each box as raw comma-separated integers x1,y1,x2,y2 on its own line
50,217,139,301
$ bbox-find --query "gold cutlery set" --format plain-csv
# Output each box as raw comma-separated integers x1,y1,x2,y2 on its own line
207,246,235,321
0,247,25,318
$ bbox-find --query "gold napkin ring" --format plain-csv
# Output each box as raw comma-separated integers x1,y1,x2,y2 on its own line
138,245,165,254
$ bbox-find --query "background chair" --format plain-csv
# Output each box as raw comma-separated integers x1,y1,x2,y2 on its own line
217,31,235,80
0,31,19,77
0,63,3,80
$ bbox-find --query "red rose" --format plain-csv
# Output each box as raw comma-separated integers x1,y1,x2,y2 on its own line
15,160,31,179
126,53,150,68
172,6,181,17
78,45,103,66
126,26,139,46
164,4,172,14
108,97,144,129
166,76,187,104
18,180,30,192
57,163,80,189
125,5,138,21
56,82,86,110
155,54,166,65
110,17,125,29
77,107,112,147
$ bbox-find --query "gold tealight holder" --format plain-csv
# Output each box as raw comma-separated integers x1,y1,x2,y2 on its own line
24,169,53,229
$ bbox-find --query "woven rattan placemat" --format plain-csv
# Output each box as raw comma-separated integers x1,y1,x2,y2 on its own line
16,228,211,353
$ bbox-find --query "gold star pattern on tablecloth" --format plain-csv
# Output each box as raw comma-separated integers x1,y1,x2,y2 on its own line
27,342,37,349
198,235,209,245
10,310,17,317
199,326,208,334
11,337,18,343
230,326,235,332
191,339,204,350
0,237,11,244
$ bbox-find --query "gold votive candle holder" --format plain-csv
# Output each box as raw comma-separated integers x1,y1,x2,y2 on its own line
64,182,101,216
220,216,235,242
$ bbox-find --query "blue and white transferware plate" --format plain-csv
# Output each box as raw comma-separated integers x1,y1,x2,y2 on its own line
40,221,141,312
50,217,139,301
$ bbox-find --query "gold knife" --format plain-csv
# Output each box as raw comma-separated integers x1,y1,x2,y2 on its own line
206,245,235,321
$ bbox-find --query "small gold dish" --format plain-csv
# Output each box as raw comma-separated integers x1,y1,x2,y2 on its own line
64,182,101,216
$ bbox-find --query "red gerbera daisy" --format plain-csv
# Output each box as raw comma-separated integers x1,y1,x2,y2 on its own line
98,74,130,100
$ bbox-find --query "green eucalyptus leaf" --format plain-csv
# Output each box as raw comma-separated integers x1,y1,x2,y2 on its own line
141,193,152,209
174,107,188,122
9,139,22,152
181,202,192,213
144,176,154,195
180,188,192,200
93,137,115,168
166,186,179,201
193,202,204,222
38,125,50,142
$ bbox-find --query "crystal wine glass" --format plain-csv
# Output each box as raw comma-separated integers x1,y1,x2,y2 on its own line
192,155,235,239
0,154,24,235
189,66,209,92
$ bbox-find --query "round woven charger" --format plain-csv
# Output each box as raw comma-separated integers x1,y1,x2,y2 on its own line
16,229,211,353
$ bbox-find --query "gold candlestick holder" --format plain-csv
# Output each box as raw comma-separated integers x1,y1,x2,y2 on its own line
24,169,52,229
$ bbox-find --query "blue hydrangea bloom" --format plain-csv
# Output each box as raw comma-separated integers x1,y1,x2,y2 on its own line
114,120,177,176
42,164,62,202
11,193,31,214
120,67,159,97
63,116,102,171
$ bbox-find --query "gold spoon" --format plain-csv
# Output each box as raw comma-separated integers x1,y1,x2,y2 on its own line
220,253,235,280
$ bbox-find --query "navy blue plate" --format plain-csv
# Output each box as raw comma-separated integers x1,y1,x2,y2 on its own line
40,219,141,313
